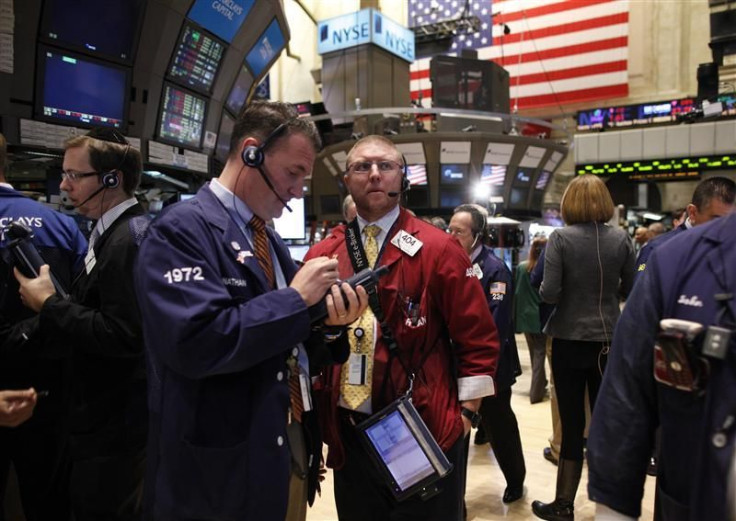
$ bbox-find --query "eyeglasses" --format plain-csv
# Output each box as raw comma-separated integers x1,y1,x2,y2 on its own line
61,171,100,182
347,160,403,174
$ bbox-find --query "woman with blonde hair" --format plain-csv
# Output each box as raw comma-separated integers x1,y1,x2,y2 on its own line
532,175,635,521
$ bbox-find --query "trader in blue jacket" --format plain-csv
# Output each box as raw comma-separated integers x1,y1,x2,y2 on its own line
588,212,736,521
449,204,525,504
135,101,367,521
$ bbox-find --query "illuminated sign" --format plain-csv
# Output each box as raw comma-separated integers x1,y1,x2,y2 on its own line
317,9,414,62
577,155,736,181
576,98,697,131
188,0,254,43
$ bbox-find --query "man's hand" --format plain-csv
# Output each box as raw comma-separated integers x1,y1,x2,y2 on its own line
460,399,481,437
324,282,369,326
290,257,342,307
14,265,55,312
0,388,38,427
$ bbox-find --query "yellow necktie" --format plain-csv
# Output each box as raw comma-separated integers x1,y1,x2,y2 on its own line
340,224,381,410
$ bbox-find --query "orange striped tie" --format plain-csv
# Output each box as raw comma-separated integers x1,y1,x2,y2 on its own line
249,215,275,289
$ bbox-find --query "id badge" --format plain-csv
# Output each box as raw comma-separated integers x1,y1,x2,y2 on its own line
299,373,313,412
347,353,367,385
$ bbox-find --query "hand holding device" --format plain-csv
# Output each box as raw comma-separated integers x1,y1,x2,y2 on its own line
309,266,389,324
5,222,69,299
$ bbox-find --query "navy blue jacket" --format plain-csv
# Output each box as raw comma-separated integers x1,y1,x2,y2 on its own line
0,186,86,422
634,222,687,282
136,185,347,521
473,245,520,390
588,213,736,521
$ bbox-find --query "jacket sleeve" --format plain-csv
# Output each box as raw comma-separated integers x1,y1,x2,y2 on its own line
484,261,513,346
40,228,142,359
587,250,662,518
619,236,637,299
540,231,562,304
135,215,313,379
434,239,499,399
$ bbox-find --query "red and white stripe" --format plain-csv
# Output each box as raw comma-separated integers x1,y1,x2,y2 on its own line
410,0,630,111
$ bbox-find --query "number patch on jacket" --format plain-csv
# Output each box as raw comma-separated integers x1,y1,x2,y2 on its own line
163,267,205,284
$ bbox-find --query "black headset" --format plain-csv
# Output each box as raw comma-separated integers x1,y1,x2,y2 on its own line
400,157,410,193
101,170,120,189
241,121,291,167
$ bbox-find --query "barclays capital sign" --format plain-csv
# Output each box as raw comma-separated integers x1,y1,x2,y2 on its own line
317,9,415,63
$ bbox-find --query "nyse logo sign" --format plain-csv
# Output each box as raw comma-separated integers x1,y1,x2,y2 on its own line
318,9,414,63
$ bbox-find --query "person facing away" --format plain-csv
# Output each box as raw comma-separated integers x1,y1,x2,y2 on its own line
14,127,148,521
449,203,525,505
305,135,499,521
532,174,636,521
0,131,86,520
134,100,367,521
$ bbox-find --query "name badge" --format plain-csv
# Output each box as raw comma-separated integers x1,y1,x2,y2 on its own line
390,230,423,257
472,263,483,279
299,373,313,412
347,353,367,385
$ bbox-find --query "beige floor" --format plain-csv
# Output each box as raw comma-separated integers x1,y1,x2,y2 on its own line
307,334,656,521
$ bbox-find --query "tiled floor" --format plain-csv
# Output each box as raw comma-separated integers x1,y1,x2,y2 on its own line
307,334,656,521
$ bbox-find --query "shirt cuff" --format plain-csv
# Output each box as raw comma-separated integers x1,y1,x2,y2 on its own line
595,503,638,521
457,375,495,401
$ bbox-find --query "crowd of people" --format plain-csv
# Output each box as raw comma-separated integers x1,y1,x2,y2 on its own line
0,101,733,521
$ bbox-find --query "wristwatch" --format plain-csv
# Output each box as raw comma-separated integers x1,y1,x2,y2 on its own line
461,407,482,428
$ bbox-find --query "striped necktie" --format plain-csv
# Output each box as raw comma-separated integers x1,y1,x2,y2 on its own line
249,215,275,289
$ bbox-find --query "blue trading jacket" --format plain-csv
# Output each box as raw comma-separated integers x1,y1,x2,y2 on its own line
588,213,736,521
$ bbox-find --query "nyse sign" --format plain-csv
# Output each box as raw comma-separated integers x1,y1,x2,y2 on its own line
318,9,414,63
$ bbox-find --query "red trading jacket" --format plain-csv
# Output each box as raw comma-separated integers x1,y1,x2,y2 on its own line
305,209,499,469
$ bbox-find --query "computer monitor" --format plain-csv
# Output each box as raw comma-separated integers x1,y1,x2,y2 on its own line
512,168,533,187
157,83,207,149
187,0,255,43
39,0,145,63
439,189,465,209
509,187,529,209
35,46,130,130
225,66,254,116
440,164,468,185
215,111,235,162
168,23,225,94
273,198,305,240
245,18,286,77
536,170,551,190
294,101,312,116
481,164,506,186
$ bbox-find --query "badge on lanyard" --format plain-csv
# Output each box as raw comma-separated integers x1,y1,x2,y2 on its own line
347,353,367,385
390,230,423,257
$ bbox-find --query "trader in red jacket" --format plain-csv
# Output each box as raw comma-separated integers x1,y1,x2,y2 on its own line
305,135,499,521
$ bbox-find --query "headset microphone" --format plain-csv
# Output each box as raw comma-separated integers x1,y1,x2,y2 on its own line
256,165,293,213
73,185,106,208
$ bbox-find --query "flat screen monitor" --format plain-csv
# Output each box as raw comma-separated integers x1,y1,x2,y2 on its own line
35,46,129,130
480,164,506,186
158,83,207,149
440,189,465,209
288,244,310,263
440,164,468,185
168,23,225,94
215,111,235,162
294,101,312,116
509,187,528,208
273,198,305,240
40,0,145,63
536,170,551,190
245,18,286,77
513,168,533,187
406,164,428,186
225,66,254,116
187,0,255,43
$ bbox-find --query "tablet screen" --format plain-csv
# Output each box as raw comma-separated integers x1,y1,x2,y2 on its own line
363,410,435,490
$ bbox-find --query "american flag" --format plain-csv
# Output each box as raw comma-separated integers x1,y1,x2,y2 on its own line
407,164,429,185
409,0,630,111
480,164,506,185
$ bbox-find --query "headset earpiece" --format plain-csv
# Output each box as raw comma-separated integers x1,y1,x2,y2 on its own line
401,154,410,193
101,170,120,189
241,121,292,168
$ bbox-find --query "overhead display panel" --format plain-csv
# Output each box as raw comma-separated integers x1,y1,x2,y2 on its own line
168,23,225,94
225,66,254,115
35,46,129,130
439,141,471,164
158,83,207,149
483,142,515,165
245,18,286,77
215,111,235,162
187,0,254,43
519,145,546,168
480,164,506,186
396,142,426,164
40,0,145,63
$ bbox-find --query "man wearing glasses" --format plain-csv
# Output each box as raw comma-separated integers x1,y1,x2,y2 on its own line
305,135,499,521
15,128,148,521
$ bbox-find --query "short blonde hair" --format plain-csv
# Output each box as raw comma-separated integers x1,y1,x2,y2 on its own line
560,174,614,225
